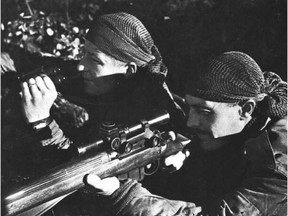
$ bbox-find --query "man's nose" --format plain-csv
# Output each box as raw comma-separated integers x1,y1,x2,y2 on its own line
186,111,200,128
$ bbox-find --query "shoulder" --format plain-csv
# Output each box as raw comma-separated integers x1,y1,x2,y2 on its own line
267,116,287,149
223,117,287,215
244,116,287,178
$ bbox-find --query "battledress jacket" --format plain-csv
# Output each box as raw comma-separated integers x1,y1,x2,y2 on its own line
106,116,287,216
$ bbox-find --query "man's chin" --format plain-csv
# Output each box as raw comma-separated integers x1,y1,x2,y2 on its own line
199,141,217,151
83,86,97,96
197,136,214,151
83,74,125,96
198,135,230,151
83,85,113,96
197,133,211,142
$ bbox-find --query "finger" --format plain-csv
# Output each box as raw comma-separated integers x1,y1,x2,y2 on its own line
165,153,186,171
184,149,190,158
194,207,202,215
164,151,184,166
28,78,36,85
86,174,102,189
42,75,56,91
164,155,174,166
98,176,120,195
102,176,119,188
28,78,41,98
35,76,48,93
20,82,32,102
86,175,119,195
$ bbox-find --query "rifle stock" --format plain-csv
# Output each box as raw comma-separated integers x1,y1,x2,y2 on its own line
3,112,190,216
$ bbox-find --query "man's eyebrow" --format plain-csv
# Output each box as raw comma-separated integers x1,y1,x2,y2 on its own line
188,103,213,110
88,51,104,65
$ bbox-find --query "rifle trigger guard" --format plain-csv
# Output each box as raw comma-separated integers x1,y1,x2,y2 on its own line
144,159,160,176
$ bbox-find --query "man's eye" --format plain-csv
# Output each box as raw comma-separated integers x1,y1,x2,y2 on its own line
92,58,101,64
199,109,211,115
91,57,103,65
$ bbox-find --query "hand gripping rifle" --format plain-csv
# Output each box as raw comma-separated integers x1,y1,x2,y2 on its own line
3,111,190,216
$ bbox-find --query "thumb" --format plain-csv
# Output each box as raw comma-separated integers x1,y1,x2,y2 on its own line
85,174,120,196
86,174,102,188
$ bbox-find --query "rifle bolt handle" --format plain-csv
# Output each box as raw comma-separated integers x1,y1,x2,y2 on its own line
151,136,160,147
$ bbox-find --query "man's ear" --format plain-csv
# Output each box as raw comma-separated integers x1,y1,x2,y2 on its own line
239,100,256,120
125,62,137,77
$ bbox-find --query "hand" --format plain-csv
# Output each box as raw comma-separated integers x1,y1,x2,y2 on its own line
163,150,190,171
20,76,57,123
1,52,16,74
85,174,120,196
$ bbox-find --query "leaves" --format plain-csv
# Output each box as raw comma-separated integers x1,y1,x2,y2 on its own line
2,10,86,60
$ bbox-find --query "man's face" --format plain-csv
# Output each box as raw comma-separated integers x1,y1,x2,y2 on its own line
78,40,127,96
185,94,245,151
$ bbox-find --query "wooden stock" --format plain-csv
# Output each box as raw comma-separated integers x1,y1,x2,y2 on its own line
3,134,190,216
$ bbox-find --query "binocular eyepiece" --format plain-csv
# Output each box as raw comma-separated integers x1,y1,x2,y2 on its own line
18,66,81,87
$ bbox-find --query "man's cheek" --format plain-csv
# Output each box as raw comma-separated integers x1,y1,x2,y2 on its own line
210,125,223,138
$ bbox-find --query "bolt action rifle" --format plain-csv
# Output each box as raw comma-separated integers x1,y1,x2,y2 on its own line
2,111,190,216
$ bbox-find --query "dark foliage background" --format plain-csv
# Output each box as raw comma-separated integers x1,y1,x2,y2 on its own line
1,0,287,204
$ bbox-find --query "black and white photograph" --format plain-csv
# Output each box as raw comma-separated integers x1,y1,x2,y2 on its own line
1,0,287,215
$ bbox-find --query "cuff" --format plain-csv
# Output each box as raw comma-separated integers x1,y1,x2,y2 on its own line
110,179,141,215
28,116,53,132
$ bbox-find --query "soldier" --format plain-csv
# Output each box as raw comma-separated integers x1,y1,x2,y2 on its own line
87,51,287,216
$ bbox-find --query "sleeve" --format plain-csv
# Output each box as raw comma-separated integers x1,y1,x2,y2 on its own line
109,176,286,216
200,118,287,215
202,175,287,216
35,119,72,149
32,119,78,170
110,179,202,216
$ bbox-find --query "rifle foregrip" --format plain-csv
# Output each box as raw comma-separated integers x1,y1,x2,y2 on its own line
3,151,112,216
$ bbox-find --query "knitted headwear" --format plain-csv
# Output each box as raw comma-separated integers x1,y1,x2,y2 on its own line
186,51,287,118
86,12,167,79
